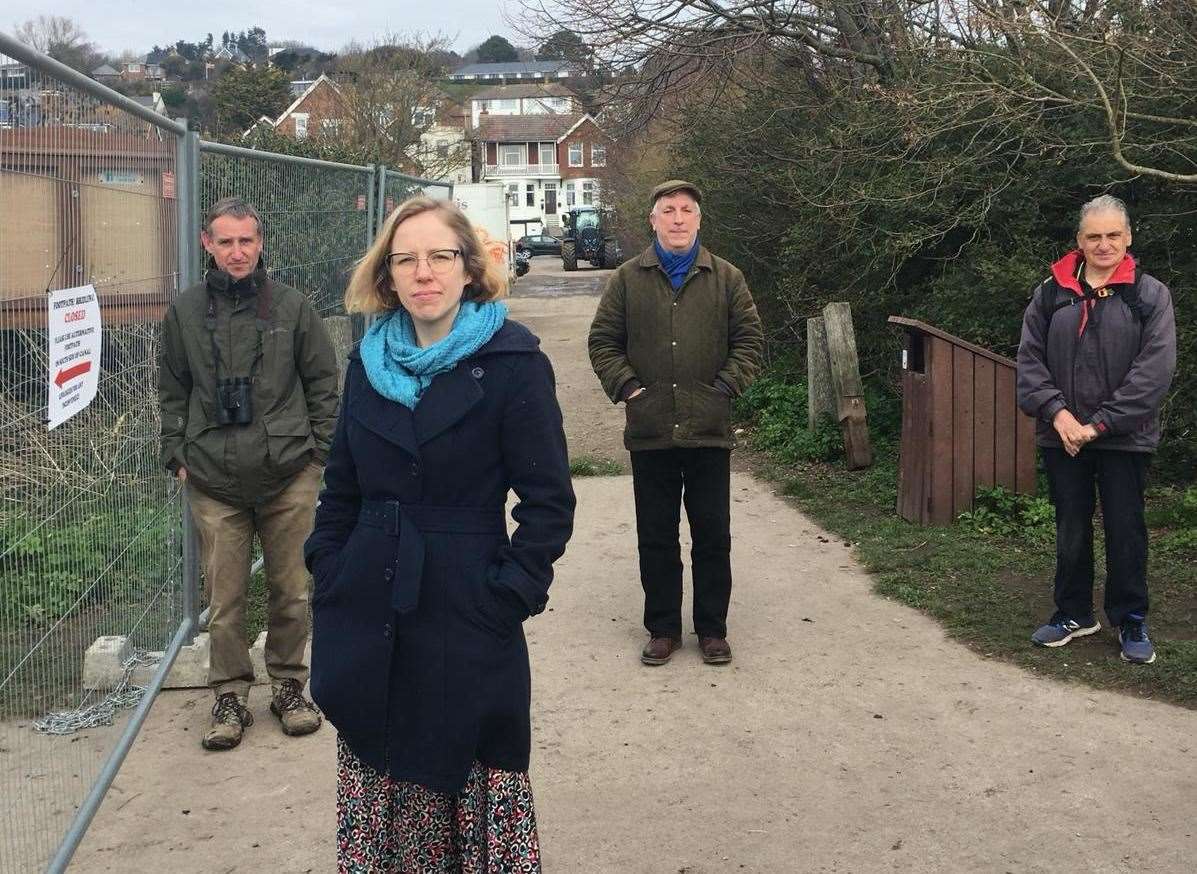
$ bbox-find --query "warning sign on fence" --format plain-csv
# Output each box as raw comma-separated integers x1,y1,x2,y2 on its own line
47,284,102,430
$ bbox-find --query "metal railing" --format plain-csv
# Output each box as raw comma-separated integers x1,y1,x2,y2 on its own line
484,163,561,177
0,34,451,873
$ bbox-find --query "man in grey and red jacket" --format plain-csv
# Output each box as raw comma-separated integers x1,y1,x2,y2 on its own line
1017,194,1176,664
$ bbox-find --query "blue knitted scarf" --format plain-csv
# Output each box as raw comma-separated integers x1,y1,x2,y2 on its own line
360,300,508,409
654,238,700,291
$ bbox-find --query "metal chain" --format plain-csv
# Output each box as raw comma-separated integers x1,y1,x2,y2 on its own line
32,651,159,736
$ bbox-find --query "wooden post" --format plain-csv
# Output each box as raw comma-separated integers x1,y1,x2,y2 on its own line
806,317,836,430
822,302,873,470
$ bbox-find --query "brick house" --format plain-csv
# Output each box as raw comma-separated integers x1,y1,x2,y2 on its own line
270,74,346,139
119,58,164,82
475,113,611,236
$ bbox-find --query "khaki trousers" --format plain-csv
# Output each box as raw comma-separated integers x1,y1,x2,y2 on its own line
187,462,322,698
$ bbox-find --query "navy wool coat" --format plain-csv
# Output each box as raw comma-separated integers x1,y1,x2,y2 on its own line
304,320,575,794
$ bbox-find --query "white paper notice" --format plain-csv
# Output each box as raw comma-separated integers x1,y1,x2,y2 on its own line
47,284,102,430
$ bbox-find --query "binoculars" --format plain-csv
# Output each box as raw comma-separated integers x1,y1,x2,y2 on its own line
215,377,253,426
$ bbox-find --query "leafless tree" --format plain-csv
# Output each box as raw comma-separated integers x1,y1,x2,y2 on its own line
12,15,103,73
518,1,1197,181
331,35,472,178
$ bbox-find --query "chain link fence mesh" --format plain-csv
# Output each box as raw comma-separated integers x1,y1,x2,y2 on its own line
1,50,185,872
198,146,374,318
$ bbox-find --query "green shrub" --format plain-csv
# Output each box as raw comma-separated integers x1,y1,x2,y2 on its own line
958,486,1056,545
1147,486,1197,555
2,508,175,624
735,368,902,464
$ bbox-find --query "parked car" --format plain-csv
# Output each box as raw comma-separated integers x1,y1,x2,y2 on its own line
514,234,562,256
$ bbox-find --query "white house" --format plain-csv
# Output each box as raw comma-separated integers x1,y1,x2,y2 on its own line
469,83,578,128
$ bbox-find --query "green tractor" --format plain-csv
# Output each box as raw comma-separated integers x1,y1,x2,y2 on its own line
560,206,622,271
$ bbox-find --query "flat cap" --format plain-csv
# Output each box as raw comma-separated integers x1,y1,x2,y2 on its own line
651,179,702,206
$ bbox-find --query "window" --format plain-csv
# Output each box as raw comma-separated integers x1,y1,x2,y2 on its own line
506,184,519,207
436,139,450,159
321,118,342,134
412,109,433,127
539,143,556,166
568,142,583,167
500,144,523,167
526,184,535,207
591,144,606,167
293,113,309,139
582,181,594,205
573,210,599,230
565,181,576,206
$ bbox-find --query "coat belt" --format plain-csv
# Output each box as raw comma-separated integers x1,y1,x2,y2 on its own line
357,500,507,614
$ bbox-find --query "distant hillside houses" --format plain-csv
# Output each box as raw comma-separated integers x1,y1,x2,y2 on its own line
448,60,577,84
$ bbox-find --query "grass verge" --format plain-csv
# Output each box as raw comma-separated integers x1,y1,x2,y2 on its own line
569,455,625,477
746,445,1197,709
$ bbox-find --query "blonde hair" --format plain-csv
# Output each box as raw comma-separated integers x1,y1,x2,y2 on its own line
344,196,508,315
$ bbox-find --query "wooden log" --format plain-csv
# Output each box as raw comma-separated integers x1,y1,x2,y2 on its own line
806,317,836,430
822,302,873,470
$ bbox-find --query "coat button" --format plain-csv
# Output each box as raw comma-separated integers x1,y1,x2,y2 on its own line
409,462,420,476
471,366,484,379
671,341,677,346
383,567,394,581
383,623,393,639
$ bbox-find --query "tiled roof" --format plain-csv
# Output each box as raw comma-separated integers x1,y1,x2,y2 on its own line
475,113,586,142
451,61,573,77
472,83,576,101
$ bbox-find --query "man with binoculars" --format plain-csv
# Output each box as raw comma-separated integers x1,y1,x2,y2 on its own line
159,197,340,751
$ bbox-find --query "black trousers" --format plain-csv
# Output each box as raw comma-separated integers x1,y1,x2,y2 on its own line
630,447,732,639
1043,447,1151,628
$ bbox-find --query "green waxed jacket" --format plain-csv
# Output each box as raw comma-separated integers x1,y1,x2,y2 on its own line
158,262,340,507
588,245,763,451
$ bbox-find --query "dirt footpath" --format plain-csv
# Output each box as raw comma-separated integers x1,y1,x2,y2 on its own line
69,264,1196,873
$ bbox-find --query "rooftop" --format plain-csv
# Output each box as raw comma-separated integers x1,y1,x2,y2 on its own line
476,113,595,142
472,83,576,101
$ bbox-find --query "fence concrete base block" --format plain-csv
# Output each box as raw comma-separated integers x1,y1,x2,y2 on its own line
82,635,133,690
156,632,212,689
86,632,314,691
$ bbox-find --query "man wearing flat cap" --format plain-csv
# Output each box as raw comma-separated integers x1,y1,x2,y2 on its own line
589,180,763,666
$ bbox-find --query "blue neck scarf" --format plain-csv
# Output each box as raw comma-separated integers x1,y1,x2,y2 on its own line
654,238,700,291
360,300,508,409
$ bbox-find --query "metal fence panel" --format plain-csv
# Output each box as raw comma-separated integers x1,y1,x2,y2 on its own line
2,36,459,873
378,167,453,229
198,143,374,318
0,39,186,873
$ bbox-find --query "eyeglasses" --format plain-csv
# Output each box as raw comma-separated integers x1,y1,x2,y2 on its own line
386,249,462,276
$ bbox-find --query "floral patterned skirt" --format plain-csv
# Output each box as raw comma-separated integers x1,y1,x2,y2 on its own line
336,735,541,873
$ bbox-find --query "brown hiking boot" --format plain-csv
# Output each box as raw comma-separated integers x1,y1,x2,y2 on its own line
640,636,682,666
270,678,322,736
202,692,252,751
699,637,732,665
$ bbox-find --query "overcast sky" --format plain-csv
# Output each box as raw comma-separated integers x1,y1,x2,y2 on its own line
14,1,528,56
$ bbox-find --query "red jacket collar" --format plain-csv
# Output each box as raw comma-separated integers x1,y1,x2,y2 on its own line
1050,250,1136,296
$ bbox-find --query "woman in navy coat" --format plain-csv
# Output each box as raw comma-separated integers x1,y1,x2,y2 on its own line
304,197,575,872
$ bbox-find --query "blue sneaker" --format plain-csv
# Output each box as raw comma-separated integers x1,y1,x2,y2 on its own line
1031,614,1101,647
1119,615,1156,664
